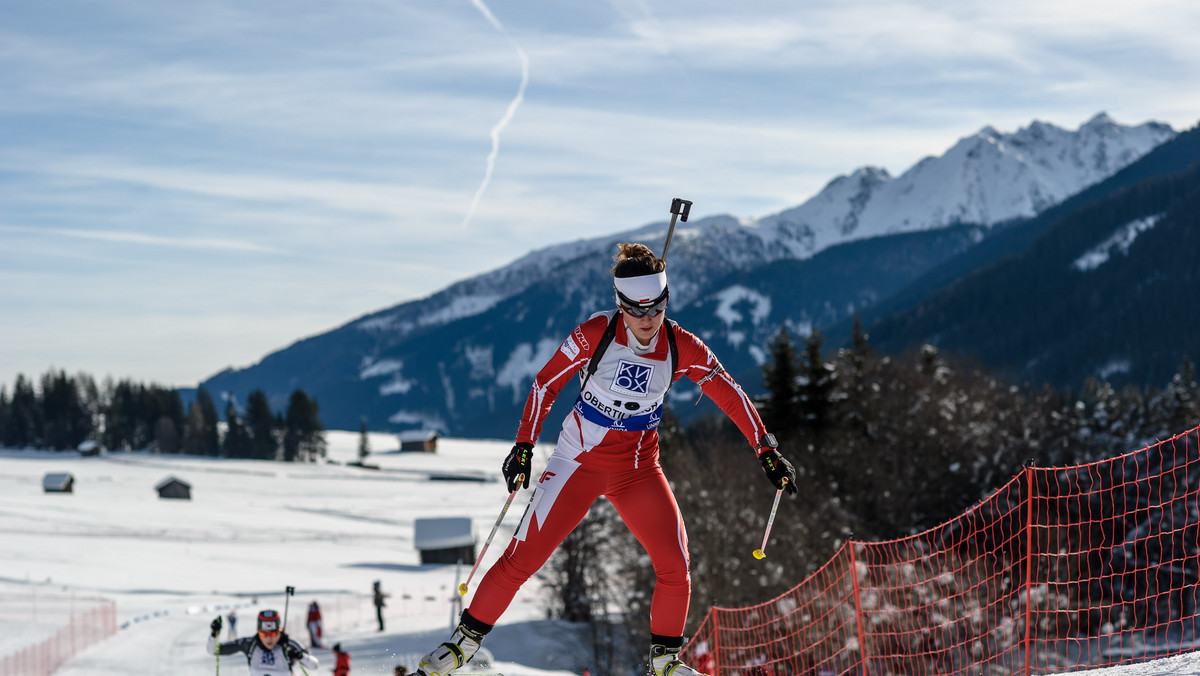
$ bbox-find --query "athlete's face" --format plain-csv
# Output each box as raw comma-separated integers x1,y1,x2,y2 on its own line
259,630,280,650
620,305,666,346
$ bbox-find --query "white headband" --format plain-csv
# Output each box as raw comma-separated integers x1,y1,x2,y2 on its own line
614,271,668,304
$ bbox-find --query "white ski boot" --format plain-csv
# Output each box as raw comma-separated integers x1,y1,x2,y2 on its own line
649,643,708,676
417,624,485,676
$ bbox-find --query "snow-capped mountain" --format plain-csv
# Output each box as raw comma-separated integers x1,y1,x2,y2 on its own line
199,114,1176,436
756,113,1174,259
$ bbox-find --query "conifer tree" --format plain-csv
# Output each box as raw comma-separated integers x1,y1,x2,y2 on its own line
5,375,40,448
155,416,181,454
38,370,93,451
797,328,838,445
839,315,875,439
196,388,220,456
0,386,8,448
761,325,801,442
142,385,184,454
1165,355,1200,434
283,389,325,462
246,390,277,460
183,401,208,455
358,420,370,461
222,399,252,459
182,389,220,456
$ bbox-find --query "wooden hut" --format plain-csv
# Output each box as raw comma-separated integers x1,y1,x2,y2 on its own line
398,430,439,453
155,476,192,500
413,517,476,564
43,472,75,493
77,440,102,456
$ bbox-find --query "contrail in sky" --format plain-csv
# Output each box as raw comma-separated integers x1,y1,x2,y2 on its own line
462,0,529,229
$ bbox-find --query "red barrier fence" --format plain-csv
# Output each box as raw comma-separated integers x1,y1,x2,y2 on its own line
684,424,1200,675
0,593,117,676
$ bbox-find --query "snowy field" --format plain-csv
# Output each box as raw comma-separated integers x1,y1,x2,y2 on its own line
2,432,1199,676
0,433,581,675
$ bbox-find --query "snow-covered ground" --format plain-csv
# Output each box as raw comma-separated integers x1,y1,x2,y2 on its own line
0,433,582,675
2,432,1199,675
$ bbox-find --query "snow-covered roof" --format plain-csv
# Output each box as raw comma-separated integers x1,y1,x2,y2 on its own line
398,430,439,442
42,472,74,490
155,476,191,491
413,517,474,550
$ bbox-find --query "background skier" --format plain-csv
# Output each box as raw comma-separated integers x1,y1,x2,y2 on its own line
414,243,796,676
208,609,319,675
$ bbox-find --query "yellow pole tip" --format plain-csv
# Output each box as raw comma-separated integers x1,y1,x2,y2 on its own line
458,584,468,595
752,549,766,559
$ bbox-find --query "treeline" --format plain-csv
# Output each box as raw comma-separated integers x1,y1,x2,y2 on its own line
0,370,326,462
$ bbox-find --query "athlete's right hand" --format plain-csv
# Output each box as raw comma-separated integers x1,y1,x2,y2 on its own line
502,443,533,491
211,616,222,637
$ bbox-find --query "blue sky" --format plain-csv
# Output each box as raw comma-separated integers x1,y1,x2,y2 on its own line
2,0,1198,390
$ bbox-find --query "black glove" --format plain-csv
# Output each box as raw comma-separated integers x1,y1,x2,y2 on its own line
286,644,303,661
759,448,797,495
211,616,222,636
502,442,533,491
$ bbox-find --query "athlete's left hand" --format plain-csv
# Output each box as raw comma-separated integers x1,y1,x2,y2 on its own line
759,449,797,494
286,644,303,661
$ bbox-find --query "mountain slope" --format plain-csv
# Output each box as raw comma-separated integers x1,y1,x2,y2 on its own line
826,120,1200,351
865,155,1200,388
198,114,1176,435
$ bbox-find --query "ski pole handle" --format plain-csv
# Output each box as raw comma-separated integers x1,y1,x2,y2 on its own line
661,197,692,260
282,585,294,631
459,478,524,596
752,480,786,559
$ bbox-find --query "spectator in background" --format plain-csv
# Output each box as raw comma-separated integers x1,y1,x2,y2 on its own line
373,580,389,632
227,609,238,640
307,600,324,648
332,643,350,676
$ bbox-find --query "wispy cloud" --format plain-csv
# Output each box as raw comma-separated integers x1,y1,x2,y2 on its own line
0,224,283,254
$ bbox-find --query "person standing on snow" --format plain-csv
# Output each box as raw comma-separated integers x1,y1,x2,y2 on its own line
306,600,324,648
372,580,388,632
414,243,797,676
208,609,320,676
227,609,239,640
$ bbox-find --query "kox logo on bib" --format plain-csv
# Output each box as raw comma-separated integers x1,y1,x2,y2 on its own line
611,360,653,396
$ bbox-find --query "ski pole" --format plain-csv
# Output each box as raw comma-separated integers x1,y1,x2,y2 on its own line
283,585,295,632
459,477,524,596
215,639,220,676
660,197,692,260
752,479,787,559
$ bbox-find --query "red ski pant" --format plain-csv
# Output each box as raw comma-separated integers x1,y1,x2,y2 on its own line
467,452,691,636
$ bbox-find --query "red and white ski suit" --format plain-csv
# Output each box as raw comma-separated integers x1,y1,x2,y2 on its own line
467,311,769,636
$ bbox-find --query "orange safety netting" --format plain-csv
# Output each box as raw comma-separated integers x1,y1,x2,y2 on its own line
684,424,1200,675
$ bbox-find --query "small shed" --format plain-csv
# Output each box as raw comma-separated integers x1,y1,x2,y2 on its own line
78,440,102,457
43,472,75,493
399,430,439,453
155,476,192,500
414,517,476,564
